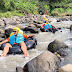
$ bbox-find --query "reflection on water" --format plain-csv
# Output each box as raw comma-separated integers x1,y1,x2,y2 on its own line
0,21,72,72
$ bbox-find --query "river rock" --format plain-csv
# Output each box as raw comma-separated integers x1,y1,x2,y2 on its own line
15,24,24,30
0,19,5,26
56,49,68,56
24,25,39,33
25,18,30,23
33,20,43,24
16,67,23,72
21,18,25,23
5,28,13,38
48,38,68,56
62,16,70,21
0,38,5,42
0,34,5,38
23,51,60,72
70,24,72,32
5,25,15,29
70,16,72,21
0,29,5,34
3,18,17,25
34,23,41,28
58,64,72,72
55,17,61,22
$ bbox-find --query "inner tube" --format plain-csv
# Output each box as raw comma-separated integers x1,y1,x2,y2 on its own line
40,27,48,32
0,37,37,54
40,27,58,32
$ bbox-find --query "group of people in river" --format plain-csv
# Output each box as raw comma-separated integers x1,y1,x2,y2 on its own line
0,15,58,58
40,15,58,33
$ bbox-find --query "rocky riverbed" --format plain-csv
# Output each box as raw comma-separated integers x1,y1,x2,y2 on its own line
0,15,72,72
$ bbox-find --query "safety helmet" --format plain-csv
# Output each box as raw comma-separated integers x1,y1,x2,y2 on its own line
45,18,48,21
13,27,20,31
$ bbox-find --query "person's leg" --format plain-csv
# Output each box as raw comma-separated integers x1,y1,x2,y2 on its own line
20,41,28,57
1,43,12,57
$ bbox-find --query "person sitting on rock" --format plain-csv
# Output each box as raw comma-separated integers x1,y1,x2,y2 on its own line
0,27,35,57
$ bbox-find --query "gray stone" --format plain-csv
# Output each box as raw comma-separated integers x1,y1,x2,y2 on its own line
23,51,60,72
16,67,23,72
3,18,17,25
48,38,68,56
0,19,5,26
58,64,72,72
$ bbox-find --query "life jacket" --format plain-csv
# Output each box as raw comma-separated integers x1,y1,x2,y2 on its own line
44,23,48,29
10,33,25,45
48,24,52,29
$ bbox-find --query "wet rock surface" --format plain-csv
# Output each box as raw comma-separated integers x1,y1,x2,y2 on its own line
23,51,60,72
58,64,72,72
48,38,68,56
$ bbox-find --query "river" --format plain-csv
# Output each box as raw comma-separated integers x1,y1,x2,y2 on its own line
0,21,72,72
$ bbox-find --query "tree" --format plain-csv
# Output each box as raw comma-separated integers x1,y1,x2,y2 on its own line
0,0,5,10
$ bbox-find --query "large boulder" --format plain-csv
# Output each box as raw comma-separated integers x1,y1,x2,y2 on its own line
24,24,39,33
3,18,17,25
23,51,60,72
48,38,68,56
5,28,13,38
58,64,72,72
24,27,39,33
5,25,15,29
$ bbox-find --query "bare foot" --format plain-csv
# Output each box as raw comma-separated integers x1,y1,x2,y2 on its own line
1,54,6,57
24,54,28,57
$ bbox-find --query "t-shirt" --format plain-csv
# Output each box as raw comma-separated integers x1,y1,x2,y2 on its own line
51,25,53,27
42,24,45,27
6,34,27,44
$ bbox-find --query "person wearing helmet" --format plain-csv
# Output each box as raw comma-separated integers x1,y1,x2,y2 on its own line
41,18,52,32
0,27,35,57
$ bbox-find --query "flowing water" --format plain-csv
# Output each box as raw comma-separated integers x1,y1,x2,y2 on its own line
0,21,72,72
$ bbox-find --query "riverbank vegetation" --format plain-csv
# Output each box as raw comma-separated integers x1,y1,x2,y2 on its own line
0,0,72,17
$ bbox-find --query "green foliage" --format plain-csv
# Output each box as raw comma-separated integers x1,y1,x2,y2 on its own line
0,0,72,17
66,7,72,12
38,1,50,14
52,8,65,13
12,10,24,16
0,11,12,18
67,3,72,7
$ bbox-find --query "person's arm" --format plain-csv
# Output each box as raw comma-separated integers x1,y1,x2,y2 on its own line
41,24,45,28
0,39,8,45
27,34,35,38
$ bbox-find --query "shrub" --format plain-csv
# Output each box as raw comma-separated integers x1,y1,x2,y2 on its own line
52,8,65,13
